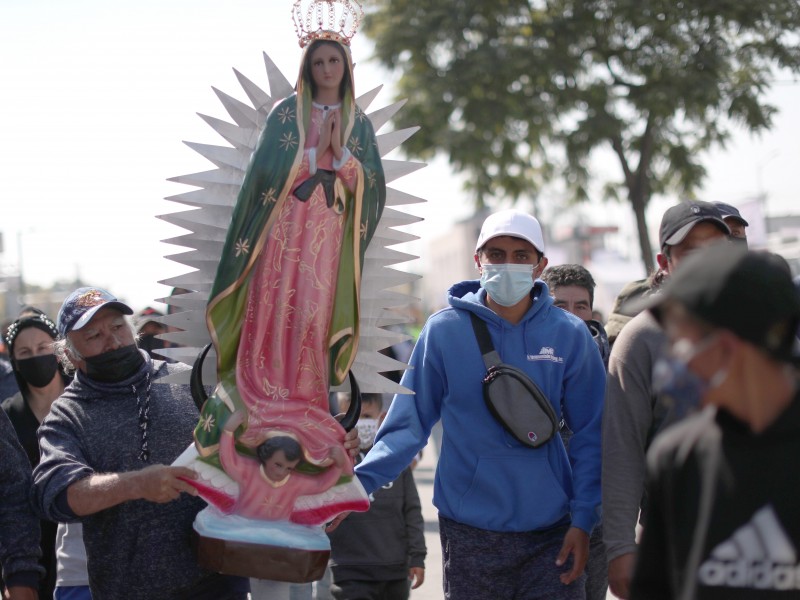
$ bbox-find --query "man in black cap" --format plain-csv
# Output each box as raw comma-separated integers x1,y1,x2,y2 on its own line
713,201,749,244
629,243,800,599
602,201,730,598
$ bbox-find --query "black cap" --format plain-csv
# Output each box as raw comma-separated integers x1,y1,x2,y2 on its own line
659,200,730,250
637,243,800,363
713,201,750,227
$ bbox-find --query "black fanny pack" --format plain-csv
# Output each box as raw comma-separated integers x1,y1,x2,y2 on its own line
469,313,558,448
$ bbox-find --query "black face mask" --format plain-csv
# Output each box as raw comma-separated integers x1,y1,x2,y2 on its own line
84,345,145,383
16,354,59,388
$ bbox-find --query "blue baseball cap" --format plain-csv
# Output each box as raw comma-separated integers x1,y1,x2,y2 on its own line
57,287,133,337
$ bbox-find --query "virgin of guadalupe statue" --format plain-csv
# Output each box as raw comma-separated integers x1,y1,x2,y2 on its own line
190,0,380,529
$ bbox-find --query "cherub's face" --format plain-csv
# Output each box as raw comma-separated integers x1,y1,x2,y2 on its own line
263,450,300,482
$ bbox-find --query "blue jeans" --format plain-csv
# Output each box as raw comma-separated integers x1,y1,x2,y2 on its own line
54,587,91,600
439,516,585,600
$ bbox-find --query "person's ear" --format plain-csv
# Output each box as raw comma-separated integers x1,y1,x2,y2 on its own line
474,253,482,272
534,256,549,278
656,252,670,272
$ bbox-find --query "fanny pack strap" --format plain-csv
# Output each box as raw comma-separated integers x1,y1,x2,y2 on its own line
469,312,565,431
469,312,503,368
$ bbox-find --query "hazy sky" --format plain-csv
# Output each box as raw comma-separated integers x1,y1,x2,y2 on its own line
2,1,798,311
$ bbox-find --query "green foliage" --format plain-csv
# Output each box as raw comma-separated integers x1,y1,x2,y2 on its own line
363,0,800,267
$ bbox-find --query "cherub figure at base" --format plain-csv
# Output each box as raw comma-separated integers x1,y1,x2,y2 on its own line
219,411,351,522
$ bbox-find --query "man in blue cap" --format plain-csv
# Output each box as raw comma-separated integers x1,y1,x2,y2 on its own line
32,287,250,600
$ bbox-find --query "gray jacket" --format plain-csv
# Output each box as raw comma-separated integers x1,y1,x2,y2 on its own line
602,310,676,562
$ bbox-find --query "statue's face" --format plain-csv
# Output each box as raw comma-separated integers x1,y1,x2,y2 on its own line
309,43,345,97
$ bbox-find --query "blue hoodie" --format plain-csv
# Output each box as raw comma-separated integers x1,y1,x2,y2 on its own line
356,280,605,534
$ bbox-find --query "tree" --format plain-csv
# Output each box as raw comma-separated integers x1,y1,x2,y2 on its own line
363,0,800,272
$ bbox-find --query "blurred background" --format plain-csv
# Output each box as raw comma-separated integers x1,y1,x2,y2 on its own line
2,0,798,328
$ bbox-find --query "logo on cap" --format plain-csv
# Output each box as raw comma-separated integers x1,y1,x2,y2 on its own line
76,289,106,308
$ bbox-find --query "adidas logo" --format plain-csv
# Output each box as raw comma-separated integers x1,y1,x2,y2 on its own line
698,505,800,591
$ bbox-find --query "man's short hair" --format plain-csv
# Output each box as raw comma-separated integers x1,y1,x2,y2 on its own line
541,264,596,308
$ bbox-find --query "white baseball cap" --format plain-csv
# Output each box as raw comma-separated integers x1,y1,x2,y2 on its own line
475,209,545,254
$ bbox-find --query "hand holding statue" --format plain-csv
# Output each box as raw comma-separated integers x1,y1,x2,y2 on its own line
132,464,198,503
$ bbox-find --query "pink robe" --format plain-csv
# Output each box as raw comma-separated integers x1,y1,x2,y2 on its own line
235,104,361,466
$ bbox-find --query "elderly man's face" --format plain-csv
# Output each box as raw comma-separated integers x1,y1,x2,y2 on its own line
69,307,135,365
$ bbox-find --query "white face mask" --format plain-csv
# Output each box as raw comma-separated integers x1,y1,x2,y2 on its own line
479,263,535,307
356,418,379,450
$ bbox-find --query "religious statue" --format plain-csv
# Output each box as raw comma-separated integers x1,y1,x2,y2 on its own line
178,0,383,581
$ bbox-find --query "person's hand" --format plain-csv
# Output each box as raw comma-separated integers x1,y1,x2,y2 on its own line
330,109,343,161
556,526,589,585
608,552,636,599
5,586,38,600
342,426,359,459
409,567,425,589
224,410,246,433
317,110,333,155
328,444,351,472
132,465,198,503
325,510,351,533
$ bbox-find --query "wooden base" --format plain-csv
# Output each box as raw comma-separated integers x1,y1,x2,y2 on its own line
194,532,330,583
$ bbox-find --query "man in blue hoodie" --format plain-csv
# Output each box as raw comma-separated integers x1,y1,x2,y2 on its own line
350,210,605,599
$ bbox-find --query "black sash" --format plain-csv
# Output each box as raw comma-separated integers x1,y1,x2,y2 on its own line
293,169,336,208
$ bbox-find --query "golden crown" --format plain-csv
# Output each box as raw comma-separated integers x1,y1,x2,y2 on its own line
292,0,364,47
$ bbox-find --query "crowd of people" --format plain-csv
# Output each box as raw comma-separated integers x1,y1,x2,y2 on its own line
2,201,798,600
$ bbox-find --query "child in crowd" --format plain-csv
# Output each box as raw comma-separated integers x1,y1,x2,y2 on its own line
327,394,426,599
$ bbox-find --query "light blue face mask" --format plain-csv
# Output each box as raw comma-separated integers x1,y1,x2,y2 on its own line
479,263,536,307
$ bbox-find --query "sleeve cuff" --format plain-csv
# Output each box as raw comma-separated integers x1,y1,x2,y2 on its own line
332,148,351,170
4,571,40,590
55,488,79,521
308,148,317,175
570,509,599,536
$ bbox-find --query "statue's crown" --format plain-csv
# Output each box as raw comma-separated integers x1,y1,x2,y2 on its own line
292,0,364,47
